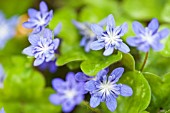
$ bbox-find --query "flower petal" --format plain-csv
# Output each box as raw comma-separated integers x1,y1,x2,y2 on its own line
148,18,159,34
49,94,62,105
72,20,86,30
90,41,104,50
62,100,75,112
98,17,107,27
158,28,170,40
75,72,93,82
110,67,124,83
132,21,145,35
126,37,139,47
66,72,76,86
119,22,128,36
28,8,38,18
118,42,130,53
53,38,60,50
91,24,104,36
97,68,109,79
43,28,52,39
106,14,115,28
151,41,164,51
137,43,150,52
39,1,48,13
90,96,101,108
22,46,34,56
28,34,40,45
34,58,44,66
120,84,133,97
85,80,96,91
106,96,117,112
54,23,62,36
103,45,114,56
52,78,65,91
22,21,35,29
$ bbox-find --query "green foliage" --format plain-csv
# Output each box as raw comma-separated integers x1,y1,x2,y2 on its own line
102,71,151,113
144,72,170,112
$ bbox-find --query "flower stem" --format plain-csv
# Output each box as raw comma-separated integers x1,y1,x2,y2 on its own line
81,101,102,113
140,52,149,72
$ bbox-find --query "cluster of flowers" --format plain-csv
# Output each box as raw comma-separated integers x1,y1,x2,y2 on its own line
20,1,170,113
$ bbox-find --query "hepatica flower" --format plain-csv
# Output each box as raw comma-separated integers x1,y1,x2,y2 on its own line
84,67,133,112
0,108,5,113
72,19,106,52
0,64,5,88
23,1,53,33
126,18,169,52
90,14,130,56
49,72,86,112
0,11,18,49
38,59,57,73
22,28,60,66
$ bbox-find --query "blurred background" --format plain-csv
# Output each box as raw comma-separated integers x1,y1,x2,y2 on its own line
0,0,170,113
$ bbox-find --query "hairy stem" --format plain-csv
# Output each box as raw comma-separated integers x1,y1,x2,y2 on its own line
140,52,149,72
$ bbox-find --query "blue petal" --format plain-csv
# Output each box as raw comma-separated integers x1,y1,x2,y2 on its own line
66,72,76,86
28,34,40,45
40,1,48,13
90,41,104,50
106,14,115,28
80,37,87,46
54,23,62,36
132,21,145,35
110,67,124,83
97,68,109,79
85,80,96,91
45,54,55,62
43,28,52,39
91,24,104,36
52,78,65,91
75,72,93,82
62,100,75,112
103,45,114,56
74,95,84,104
23,21,35,29
34,58,44,66
119,22,128,36
120,84,133,97
126,37,139,47
151,41,164,51
53,38,60,50
158,28,170,40
72,20,85,30
118,42,130,53
28,8,38,18
98,17,107,27
22,46,34,56
90,96,101,108
137,43,150,52
49,94,62,105
106,96,117,112
148,18,159,34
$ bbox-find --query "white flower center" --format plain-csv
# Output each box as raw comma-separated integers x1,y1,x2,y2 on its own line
140,28,153,44
65,89,77,99
38,18,46,26
99,81,113,95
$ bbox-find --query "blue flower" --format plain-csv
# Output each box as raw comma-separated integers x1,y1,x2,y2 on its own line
49,72,86,112
84,67,133,112
0,11,18,49
22,28,60,66
126,18,170,52
23,1,53,33
90,14,130,56
0,64,5,88
0,108,5,113
38,59,57,73
72,19,106,52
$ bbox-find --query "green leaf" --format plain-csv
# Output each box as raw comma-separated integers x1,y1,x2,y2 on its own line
102,71,151,113
144,72,170,112
81,52,122,76
161,0,170,23
122,0,165,20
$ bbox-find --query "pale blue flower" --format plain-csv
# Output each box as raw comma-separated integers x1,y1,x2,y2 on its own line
23,1,53,33
0,108,5,113
49,72,86,112
38,59,57,73
22,28,60,66
84,67,133,112
72,18,106,52
90,14,130,56
126,18,169,52
0,11,18,49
